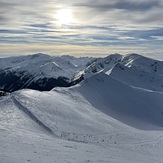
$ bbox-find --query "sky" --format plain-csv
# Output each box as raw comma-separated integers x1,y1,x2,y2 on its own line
0,0,163,59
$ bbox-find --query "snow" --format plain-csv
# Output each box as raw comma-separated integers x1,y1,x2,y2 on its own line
1,53,163,162
1,75,163,162
60,55,93,67
77,53,163,92
75,53,122,79
110,54,163,92
1,129,163,163
0,53,93,82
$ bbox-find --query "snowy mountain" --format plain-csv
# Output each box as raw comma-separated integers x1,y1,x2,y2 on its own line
1,53,163,92
0,53,93,92
1,53,163,162
75,53,163,92
1,71,163,162
73,53,122,80
110,54,163,92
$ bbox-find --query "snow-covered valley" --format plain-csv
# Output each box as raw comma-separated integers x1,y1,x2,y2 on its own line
1,53,163,163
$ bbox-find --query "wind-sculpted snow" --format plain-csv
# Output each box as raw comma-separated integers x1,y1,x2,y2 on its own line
3,71,163,134
1,53,163,162
1,71,163,162
110,54,163,92
76,53,163,92
76,73,163,129
12,96,53,135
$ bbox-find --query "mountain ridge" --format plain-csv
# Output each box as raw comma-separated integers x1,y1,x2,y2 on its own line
0,53,163,93
1,53,163,162
0,53,93,92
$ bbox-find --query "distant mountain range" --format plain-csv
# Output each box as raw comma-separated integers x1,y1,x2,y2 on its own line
0,53,163,93
0,53,92,92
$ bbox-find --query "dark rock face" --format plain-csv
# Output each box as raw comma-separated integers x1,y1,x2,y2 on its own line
70,75,84,86
0,91,6,96
0,89,9,96
26,77,70,91
0,70,70,92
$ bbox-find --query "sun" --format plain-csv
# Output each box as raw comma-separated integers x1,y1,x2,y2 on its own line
56,8,74,25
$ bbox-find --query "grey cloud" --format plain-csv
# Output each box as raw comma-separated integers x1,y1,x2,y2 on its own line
0,2,16,24
1,0,163,57
114,0,160,11
72,0,163,27
0,2,15,7
0,1,17,14
75,0,161,11
0,29,27,34
134,8,163,23
28,23,52,29
0,15,7,24
122,28,163,42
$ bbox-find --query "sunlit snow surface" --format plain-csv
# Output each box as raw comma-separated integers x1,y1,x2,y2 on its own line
1,54,163,163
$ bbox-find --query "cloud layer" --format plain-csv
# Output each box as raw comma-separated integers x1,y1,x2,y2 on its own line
0,0,163,59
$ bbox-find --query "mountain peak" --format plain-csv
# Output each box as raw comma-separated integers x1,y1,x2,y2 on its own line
29,53,50,58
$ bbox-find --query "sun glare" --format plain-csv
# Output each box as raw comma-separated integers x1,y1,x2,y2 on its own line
56,8,74,25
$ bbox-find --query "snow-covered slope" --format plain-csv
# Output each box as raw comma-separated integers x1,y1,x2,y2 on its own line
74,53,122,80
76,73,163,129
75,53,163,92
1,53,163,92
0,53,93,92
61,55,93,67
1,53,163,162
10,72,163,131
110,54,163,92
1,71,163,162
